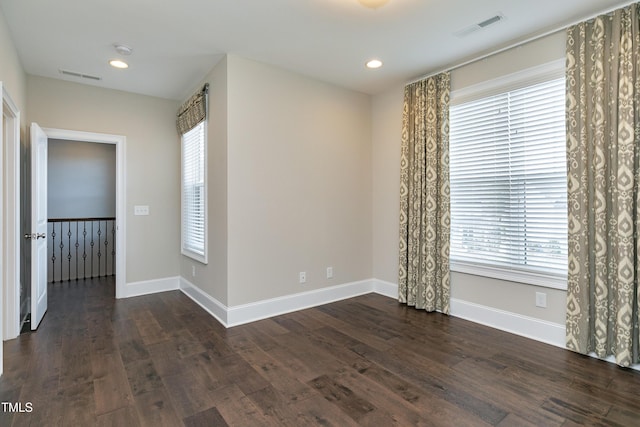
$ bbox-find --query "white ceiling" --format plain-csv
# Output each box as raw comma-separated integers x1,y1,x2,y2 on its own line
0,0,634,101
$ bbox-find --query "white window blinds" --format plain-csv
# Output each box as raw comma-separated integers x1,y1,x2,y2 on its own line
449,77,567,286
182,121,207,262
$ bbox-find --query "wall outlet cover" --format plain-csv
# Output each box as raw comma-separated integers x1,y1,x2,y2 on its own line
535,292,547,308
326,267,333,279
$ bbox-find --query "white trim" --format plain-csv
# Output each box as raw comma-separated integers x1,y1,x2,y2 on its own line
41,128,127,299
226,279,374,327
371,280,567,348
123,276,180,298
371,278,398,298
179,278,228,326
372,280,640,371
2,85,21,344
450,262,567,291
179,278,378,328
43,128,122,145
450,58,565,105
450,298,566,348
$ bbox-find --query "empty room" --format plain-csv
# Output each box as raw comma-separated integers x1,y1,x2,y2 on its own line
0,0,639,425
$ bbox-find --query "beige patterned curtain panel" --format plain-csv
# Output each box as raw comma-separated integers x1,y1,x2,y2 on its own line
565,3,640,367
398,73,451,313
176,83,209,135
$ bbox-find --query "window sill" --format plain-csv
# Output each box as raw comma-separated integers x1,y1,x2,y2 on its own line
450,261,567,290
182,248,208,265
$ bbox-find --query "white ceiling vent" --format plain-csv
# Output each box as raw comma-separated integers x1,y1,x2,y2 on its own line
454,13,505,38
59,69,102,81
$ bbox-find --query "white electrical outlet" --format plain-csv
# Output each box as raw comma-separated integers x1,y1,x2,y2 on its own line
326,267,333,279
299,272,307,284
535,292,547,308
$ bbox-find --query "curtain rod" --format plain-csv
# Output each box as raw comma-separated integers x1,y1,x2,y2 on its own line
406,0,638,85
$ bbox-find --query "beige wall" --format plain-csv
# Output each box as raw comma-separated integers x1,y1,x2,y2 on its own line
27,76,181,284
226,55,372,306
371,31,567,324
0,8,26,126
180,57,229,305
48,139,116,219
0,6,26,364
372,85,403,283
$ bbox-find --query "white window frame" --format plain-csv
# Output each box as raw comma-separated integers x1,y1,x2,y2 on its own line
181,120,208,264
449,59,567,290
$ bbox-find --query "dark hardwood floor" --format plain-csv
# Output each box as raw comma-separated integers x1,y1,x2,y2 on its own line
1,277,639,426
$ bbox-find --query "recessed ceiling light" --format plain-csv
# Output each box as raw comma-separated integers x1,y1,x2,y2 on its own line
358,0,390,9
366,59,383,69
109,59,129,69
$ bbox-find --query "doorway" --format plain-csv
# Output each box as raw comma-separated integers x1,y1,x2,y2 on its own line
41,128,126,294
1,84,21,376
47,139,116,284
24,127,126,331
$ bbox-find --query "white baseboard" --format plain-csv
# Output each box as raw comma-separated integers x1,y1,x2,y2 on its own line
179,278,229,326
450,298,566,348
179,278,377,328
370,279,566,348
120,277,390,325
372,278,399,298
123,276,180,298
226,279,375,327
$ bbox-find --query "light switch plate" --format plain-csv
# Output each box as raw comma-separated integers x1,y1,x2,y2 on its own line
134,205,149,216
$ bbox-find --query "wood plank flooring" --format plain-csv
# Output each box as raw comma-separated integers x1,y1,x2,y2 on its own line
1,277,639,426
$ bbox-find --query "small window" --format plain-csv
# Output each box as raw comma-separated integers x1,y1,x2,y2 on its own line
181,121,207,263
449,73,567,288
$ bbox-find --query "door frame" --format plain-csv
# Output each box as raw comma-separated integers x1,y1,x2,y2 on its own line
42,128,126,299
2,84,21,346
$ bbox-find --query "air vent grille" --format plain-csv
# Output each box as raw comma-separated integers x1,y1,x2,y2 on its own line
478,15,504,28
454,13,505,38
59,69,102,81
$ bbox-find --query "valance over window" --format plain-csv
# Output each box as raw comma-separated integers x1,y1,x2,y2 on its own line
176,83,209,135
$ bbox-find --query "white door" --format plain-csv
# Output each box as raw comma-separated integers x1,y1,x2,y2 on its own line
30,123,48,329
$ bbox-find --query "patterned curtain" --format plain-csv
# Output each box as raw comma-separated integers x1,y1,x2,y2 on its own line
176,83,209,135
565,3,640,367
398,73,451,313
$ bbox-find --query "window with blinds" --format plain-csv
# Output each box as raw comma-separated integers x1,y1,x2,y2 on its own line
449,76,567,288
181,121,207,263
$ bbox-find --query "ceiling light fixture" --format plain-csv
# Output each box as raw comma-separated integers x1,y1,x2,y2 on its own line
109,59,129,69
358,0,390,9
366,59,383,69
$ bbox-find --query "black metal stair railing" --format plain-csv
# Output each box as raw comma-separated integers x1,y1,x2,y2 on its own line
47,217,116,283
